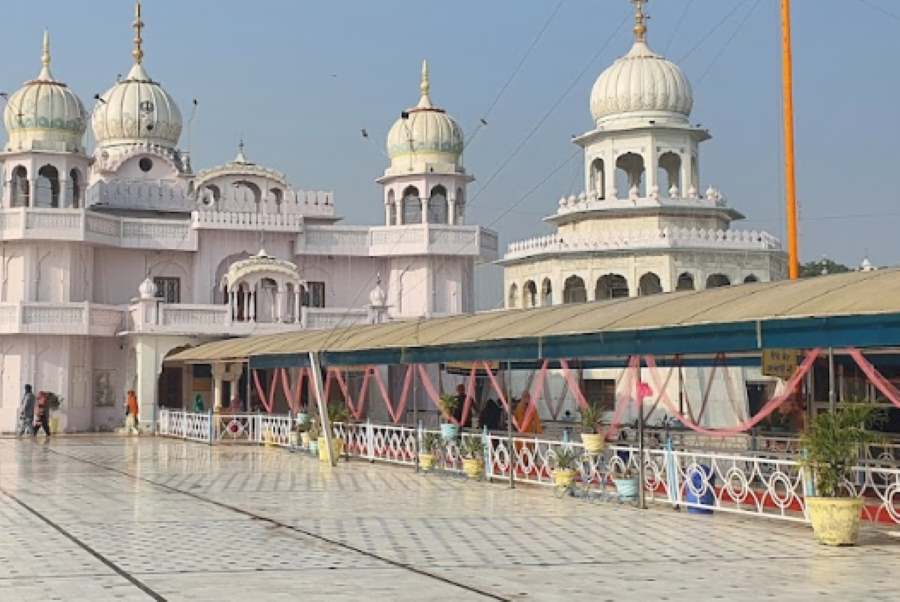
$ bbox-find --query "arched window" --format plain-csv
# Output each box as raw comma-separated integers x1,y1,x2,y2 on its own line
706,274,731,288
427,185,448,224
35,165,60,208
11,166,29,207
676,272,695,291
658,152,682,197
234,180,262,208
595,274,629,300
508,283,519,308
615,152,645,198
203,184,221,207
590,158,605,199
541,278,553,306
69,169,82,208
270,187,284,208
638,272,663,296
402,186,421,225
523,280,538,308
563,275,587,304
743,274,759,284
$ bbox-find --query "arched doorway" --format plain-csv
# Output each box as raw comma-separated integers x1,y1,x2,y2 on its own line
595,274,629,300
563,276,587,304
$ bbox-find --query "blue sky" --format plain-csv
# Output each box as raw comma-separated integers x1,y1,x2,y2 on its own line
2,1,898,307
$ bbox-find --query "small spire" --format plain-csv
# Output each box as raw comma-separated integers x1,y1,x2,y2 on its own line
417,59,433,109
37,30,54,81
235,139,248,163
631,0,649,43
132,0,144,65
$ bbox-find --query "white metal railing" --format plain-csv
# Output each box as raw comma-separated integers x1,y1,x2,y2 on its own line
157,412,899,525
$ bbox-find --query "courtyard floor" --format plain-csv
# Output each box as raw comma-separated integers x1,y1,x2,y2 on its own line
0,435,897,601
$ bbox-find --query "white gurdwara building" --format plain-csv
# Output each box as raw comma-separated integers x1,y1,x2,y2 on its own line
500,2,787,426
0,4,496,431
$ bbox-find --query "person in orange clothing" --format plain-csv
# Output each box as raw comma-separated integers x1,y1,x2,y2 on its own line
514,391,543,434
125,390,140,435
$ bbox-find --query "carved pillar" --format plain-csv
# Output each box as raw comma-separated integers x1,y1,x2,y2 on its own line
249,287,256,322
448,198,456,225
384,203,391,225
275,288,283,323
294,288,301,323
243,289,251,322
420,197,428,224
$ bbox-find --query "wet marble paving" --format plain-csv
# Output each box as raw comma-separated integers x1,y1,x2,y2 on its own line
0,436,897,601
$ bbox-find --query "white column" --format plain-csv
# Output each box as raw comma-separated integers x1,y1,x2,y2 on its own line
448,198,456,225
646,149,658,199
249,288,256,322
384,203,391,225
294,289,301,323
420,197,428,224
229,291,236,321
275,288,283,322
243,290,251,322
213,375,224,411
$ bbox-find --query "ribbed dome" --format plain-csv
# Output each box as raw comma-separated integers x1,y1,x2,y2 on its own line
92,62,183,149
590,40,693,127
92,3,182,149
386,60,463,171
3,32,86,153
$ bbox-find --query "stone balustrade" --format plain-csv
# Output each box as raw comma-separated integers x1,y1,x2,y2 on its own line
0,208,198,251
553,189,729,218
0,302,123,336
504,226,782,261
191,210,305,232
298,224,499,261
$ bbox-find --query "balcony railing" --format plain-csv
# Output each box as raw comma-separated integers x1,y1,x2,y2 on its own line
297,224,499,261
191,210,305,232
0,302,123,336
0,208,198,251
504,227,782,261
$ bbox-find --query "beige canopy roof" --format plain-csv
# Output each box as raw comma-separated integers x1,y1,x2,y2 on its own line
168,268,900,364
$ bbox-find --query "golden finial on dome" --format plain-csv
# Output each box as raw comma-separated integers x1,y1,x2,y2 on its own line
631,0,649,43
132,0,144,64
417,59,433,109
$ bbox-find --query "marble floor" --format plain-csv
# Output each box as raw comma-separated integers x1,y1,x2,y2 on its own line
0,435,896,601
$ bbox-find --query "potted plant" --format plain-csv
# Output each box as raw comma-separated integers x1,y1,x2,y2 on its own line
801,404,881,546
298,420,311,448
296,410,311,427
460,436,485,479
419,431,442,471
307,419,320,456
579,402,605,454
289,420,304,447
438,393,461,441
551,446,581,490
612,464,639,502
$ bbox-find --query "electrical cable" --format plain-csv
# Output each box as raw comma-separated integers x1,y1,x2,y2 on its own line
677,0,752,64
695,0,762,87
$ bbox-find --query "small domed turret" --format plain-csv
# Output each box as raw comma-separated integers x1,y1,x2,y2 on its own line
3,31,86,153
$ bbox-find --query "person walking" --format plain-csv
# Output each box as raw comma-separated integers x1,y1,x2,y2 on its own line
32,391,51,438
16,384,36,437
125,390,140,435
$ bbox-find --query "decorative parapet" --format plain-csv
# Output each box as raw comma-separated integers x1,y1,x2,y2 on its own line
0,302,123,336
296,224,499,262
550,189,733,221
503,226,782,261
191,210,304,232
86,178,192,212
0,208,197,251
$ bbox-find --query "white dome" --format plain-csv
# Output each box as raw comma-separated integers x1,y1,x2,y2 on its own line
589,39,692,127
386,60,463,171
3,32,86,153
92,63,182,149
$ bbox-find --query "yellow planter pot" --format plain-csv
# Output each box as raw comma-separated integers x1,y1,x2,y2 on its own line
317,437,344,462
806,497,864,546
419,453,436,471
300,432,310,447
552,469,577,489
462,458,484,479
581,433,605,455
263,429,275,447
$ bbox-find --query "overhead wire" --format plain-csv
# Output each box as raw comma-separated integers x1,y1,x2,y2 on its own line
677,0,752,64
695,0,762,86
663,0,695,55
464,0,565,151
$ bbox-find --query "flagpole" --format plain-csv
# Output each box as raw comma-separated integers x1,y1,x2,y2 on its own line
781,0,799,279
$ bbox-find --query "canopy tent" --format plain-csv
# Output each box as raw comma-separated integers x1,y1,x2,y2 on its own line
168,269,900,367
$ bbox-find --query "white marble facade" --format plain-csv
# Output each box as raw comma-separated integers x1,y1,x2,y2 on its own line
0,4,496,431
500,2,787,427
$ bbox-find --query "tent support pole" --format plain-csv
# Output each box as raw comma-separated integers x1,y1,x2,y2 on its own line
413,364,419,473
505,361,514,489
309,351,336,466
636,355,647,510
828,347,836,413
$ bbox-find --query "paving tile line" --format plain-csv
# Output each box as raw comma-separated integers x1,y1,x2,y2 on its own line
0,487,167,601
44,447,510,602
